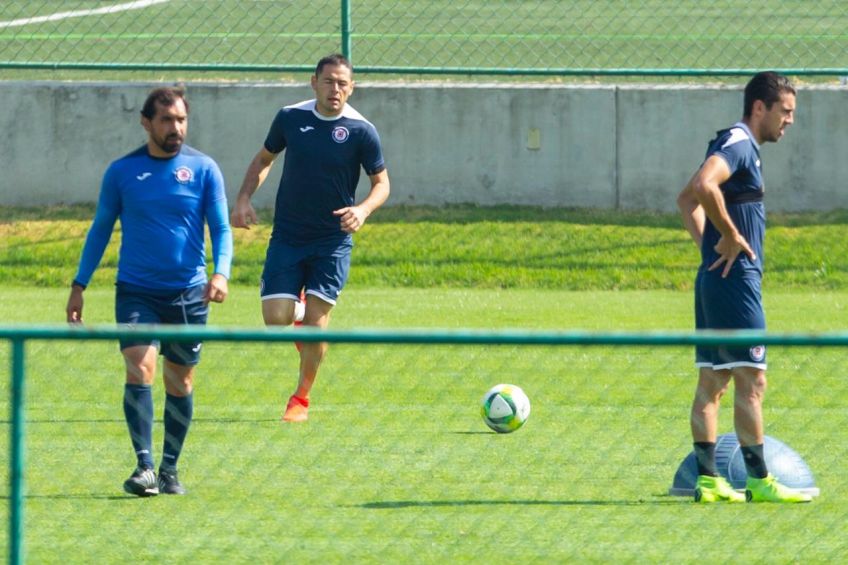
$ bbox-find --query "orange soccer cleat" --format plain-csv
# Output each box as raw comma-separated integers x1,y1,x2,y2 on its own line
282,394,309,423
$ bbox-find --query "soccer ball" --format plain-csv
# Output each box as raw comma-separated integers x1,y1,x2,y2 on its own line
480,384,531,433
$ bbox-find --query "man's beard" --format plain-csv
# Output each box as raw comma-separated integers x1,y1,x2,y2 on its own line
155,133,183,153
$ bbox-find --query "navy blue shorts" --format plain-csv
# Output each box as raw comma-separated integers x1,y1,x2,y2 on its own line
260,238,352,305
115,282,208,366
694,267,766,370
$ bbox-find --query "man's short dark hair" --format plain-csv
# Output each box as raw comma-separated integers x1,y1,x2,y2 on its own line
315,53,352,77
140,86,189,120
743,72,795,117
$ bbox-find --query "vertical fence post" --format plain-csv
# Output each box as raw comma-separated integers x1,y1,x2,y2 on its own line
341,0,352,62
9,338,26,565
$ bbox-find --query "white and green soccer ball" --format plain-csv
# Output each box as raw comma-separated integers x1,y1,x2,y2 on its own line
480,383,531,433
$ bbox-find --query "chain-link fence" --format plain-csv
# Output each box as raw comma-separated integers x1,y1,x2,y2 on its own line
1,1,846,79
4,326,848,562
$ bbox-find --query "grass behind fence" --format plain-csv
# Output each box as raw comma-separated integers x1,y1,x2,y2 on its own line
2,287,848,562
1,1,847,82
3,206,848,561
3,205,848,290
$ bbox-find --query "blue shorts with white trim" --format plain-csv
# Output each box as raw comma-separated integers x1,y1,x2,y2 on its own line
694,267,766,370
115,282,208,366
260,237,352,305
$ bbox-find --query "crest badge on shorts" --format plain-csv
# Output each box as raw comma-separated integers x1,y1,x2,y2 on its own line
332,126,349,143
174,166,193,184
749,345,766,362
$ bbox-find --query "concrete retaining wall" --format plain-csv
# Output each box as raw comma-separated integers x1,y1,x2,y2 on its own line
1,81,845,212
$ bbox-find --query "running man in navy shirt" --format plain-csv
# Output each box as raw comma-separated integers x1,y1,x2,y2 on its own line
677,72,809,503
231,54,390,422
66,87,233,496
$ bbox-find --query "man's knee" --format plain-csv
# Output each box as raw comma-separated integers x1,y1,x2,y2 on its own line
302,294,334,327
697,367,731,397
123,345,157,384
262,298,297,326
733,367,767,390
163,361,195,396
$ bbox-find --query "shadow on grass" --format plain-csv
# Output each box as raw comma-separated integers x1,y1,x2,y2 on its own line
2,417,279,424
357,497,685,508
4,204,848,227
0,418,127,425
370,205,848,228
2,494,139,501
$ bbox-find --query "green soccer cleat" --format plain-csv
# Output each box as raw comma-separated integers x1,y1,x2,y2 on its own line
745,474,812,503
694,475,746,503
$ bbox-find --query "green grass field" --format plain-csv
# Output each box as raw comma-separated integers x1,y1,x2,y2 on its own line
4,205,848,290
3,209,848,562
1,1,847,82
2,287,848,561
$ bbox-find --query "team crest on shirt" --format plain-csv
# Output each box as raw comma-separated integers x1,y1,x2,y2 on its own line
331,126,350,143
749,345,766,362
174,166,193,184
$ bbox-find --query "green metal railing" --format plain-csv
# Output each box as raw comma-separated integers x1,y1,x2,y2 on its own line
1,1,846,78
6,323,848,564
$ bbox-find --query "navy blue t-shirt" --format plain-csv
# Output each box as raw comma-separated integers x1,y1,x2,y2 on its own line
700,122,765,277
264,99,386,245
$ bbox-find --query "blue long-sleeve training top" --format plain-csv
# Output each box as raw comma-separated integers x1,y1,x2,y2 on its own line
74,144,233,290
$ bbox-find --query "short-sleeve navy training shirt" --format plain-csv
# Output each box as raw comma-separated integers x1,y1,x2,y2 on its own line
264,99,385,245
700,121,765,277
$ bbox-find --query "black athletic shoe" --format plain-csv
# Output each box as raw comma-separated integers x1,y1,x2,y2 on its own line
157,468,186,495
123,467,159,497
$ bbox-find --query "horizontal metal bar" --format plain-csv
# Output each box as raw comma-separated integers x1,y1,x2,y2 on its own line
0,61,316,72
352,66,848,77
2,325,848,347
0,61,845,76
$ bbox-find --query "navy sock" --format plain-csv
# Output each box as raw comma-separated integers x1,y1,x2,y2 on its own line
161,393,193,471
693,441,718,476
741,444,768,479
123,384,155,470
